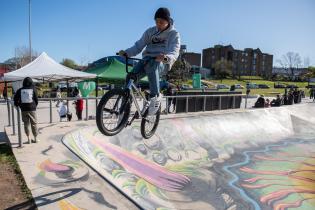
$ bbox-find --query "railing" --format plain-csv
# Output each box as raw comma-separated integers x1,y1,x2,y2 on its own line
163,94,247,114
5,93,248,148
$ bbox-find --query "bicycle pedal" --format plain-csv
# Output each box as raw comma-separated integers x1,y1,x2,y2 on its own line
126,111,139,126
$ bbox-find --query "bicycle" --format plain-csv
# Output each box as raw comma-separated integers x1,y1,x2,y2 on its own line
96,54,161,139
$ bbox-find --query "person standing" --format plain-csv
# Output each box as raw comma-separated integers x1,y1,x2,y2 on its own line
3,85,8,99
74,91,83,120
14,77,39,143
56,86,62,107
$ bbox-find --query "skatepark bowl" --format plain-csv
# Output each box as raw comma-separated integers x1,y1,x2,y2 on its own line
62,103,315,210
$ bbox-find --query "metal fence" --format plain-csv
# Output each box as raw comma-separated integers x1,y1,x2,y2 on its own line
6,93,247,147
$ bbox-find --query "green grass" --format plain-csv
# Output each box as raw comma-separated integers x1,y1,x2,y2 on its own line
0,144,33,199
183,78,310,97
239,76,264,80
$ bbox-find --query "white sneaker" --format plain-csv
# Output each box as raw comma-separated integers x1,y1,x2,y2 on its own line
148,94,162,116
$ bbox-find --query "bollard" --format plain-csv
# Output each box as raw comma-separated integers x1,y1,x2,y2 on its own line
232,95,235,109
16,107,22,147
203,96,206,112
219,96,222,110
7,99,11,126
11,103,16,135
165,96,168,115
49,99,52,123
245,94,248,109
186,96,189,113
85,98,88,121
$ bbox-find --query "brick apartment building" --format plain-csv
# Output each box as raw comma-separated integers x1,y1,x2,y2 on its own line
0,63,11,93
182,52,201,66
202,45,273,78
0,63,11,77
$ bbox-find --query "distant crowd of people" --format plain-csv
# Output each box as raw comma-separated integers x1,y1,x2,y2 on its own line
56,87,84,121
254,88,307,108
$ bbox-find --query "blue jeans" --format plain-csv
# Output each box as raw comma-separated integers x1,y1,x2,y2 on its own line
131,56,165,97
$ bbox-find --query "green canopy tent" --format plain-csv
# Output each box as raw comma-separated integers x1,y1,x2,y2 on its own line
85,58,148,97
85,58,148,84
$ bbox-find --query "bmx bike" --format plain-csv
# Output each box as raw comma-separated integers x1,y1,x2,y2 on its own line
96,54,161,139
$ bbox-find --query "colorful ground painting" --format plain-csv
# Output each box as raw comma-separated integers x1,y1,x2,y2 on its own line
62,107,315,210
225,139,315,210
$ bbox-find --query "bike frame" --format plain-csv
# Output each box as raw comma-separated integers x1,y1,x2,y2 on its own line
123,56,151,118
126,78,148,118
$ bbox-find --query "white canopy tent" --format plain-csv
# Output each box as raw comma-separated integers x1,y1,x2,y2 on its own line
3,52,96,82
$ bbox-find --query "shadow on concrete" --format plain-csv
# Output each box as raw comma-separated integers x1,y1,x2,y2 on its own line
6,188,81,210
5,188,118,210
0,132,8,144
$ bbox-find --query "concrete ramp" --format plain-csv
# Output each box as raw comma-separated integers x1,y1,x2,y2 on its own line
62,103,315,210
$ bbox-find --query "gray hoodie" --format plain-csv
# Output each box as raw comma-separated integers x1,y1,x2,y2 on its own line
125,24,180,69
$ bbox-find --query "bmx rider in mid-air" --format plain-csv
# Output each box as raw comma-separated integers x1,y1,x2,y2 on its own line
118,7,180,116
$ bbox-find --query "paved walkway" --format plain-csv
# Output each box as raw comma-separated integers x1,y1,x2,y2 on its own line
5,121,139,210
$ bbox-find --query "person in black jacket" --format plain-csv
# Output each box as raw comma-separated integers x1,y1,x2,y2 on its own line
14,77,39,144
270,94,282,107
254,95,265,108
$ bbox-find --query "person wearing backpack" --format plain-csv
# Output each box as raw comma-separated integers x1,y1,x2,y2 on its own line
14,77,39,144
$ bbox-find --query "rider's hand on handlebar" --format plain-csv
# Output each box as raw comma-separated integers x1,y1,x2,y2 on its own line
155,54,168,63
118,50,128,57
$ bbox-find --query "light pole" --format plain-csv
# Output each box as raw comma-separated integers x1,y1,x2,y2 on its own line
28,0,32,62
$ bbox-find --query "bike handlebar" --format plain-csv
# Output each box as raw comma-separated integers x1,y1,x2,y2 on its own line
115,52,143,61
116,52,157,73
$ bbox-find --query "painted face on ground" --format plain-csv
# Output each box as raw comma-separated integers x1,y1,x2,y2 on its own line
155,18,169,31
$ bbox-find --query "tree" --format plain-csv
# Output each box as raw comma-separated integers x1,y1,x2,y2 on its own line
167,58,191,86
212,59,233,82
4,46,38,69
61,58,79,69
301,66,315,81
276,52,302,80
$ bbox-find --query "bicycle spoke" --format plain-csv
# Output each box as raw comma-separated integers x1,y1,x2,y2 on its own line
101,94,125,131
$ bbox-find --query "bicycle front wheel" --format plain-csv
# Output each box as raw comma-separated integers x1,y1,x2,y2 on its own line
96,89,131,136
141,106,161,139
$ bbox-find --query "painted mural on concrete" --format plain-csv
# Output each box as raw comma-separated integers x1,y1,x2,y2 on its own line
36,159,89,186
62,106,315,210
225,139,315,210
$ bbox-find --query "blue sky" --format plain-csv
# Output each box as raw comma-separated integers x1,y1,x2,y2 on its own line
1,0,315,66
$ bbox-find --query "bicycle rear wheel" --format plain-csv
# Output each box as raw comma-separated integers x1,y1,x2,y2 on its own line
140,106,161,139
96,89,131,136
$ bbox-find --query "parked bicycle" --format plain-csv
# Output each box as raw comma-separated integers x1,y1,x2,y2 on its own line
96,54,161,139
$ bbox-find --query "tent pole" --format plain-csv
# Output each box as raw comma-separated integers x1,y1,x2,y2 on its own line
95,78,99,112
66,79,69,115
95,78,99,97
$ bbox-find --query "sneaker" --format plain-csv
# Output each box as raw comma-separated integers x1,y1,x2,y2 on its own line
148,94,162,116
32,138,40,143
